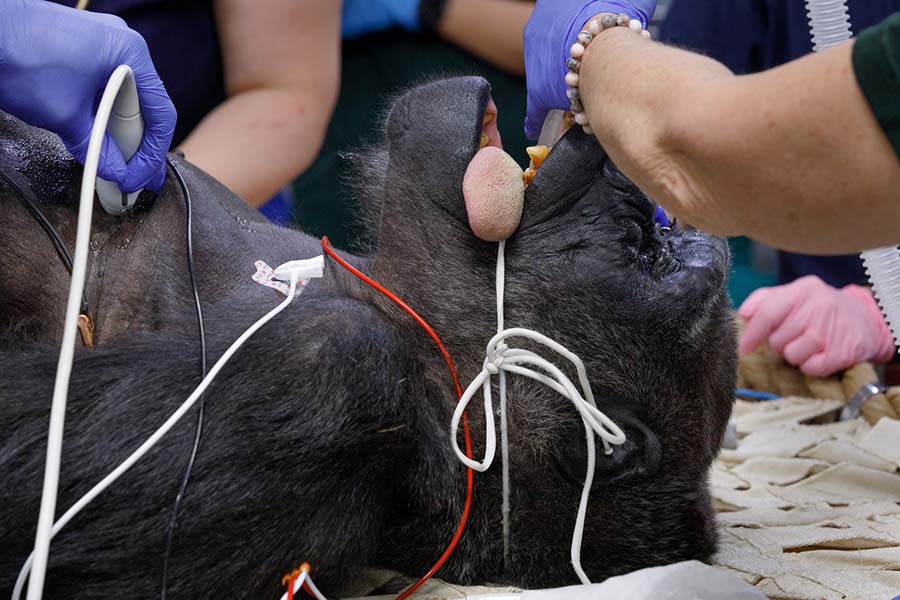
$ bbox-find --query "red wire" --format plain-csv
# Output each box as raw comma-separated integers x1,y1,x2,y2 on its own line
282,565,315,599
287,573,298,600
320,237,475,600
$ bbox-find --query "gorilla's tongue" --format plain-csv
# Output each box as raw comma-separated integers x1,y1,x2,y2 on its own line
462,97,528,241
463,146,525,242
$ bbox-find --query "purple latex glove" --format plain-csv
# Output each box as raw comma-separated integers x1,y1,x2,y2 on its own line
523,0,656,139
0,0,176,192
653,204,670,227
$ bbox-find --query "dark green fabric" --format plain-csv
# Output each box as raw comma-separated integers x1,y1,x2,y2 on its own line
290,30,530,251
852,11,900,160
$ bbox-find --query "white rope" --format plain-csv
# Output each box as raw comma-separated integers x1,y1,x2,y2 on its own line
450,240,627,584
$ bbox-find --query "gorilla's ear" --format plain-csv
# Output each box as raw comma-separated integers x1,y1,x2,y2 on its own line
555,394,661,487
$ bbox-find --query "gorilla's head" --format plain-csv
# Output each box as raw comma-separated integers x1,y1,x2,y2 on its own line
367,76,736,587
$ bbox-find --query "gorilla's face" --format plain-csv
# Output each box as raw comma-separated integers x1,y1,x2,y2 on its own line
376,77,735,586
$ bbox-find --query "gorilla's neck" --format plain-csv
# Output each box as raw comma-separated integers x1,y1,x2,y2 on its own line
370,189,502,352
2,154,341,343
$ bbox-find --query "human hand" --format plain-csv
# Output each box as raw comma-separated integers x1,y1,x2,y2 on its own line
0,0,176,192
523,0,656,139
738,275,895,377
342,0,422,38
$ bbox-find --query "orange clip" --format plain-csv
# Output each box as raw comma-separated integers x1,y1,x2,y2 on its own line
282,563,312,600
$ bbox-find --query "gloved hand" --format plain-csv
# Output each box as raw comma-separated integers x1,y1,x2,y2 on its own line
0,0,176,192
342,0,422,38
738,275,895,377
523,0,657,139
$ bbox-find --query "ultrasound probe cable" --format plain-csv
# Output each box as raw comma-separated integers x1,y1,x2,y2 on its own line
24,65,138,600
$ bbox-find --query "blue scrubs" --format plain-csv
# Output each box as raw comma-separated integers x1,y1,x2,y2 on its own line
51,0,293,222
660,0,900,287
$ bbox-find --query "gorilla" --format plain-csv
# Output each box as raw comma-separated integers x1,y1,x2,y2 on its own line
0,77,736,598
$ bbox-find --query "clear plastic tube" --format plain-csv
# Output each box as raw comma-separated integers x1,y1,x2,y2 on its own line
862,248,900,348
805,0,900,351
805,0,852,51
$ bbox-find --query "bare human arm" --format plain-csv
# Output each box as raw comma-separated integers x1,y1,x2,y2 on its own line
178,0,341,207
437,0,533,75
579,22,900,254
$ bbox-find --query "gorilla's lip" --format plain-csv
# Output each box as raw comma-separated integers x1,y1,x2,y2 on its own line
480,99,502,150
462,84,496,160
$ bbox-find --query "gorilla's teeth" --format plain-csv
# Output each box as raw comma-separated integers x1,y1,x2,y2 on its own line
523,167,536,185
483,112,495,126
523,145,550,186
480,134,490,148
526,145,550,170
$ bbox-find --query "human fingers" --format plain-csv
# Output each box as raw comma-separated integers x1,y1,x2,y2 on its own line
782,331,824,369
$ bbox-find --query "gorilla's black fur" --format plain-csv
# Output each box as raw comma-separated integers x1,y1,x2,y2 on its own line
0,77,736,598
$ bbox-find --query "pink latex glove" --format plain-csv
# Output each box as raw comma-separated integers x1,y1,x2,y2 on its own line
738,275,895,377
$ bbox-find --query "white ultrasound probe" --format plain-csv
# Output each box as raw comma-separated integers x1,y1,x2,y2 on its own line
94,69,144,215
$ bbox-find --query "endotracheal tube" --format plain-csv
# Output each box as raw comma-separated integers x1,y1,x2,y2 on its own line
806,0,900,351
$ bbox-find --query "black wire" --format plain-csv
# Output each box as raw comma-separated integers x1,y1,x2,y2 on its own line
0,168,90,315
3,158,206,595
160,159,208,600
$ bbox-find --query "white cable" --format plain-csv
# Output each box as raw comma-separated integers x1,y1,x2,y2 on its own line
450,240,627,584
497,242,511,568
14,270,305,600
25,65,134,600
277,568,328,600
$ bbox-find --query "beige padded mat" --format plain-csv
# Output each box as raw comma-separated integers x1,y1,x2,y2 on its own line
350,355,900,599
712,399,900,600
349,405,900,600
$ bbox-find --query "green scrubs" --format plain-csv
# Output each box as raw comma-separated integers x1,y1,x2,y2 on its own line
853,11,900,159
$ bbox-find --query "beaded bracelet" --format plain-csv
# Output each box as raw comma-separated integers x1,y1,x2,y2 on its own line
566,13,651,135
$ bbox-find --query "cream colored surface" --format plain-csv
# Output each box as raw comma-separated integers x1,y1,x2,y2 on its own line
713,397,900,600
349,349,900,599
